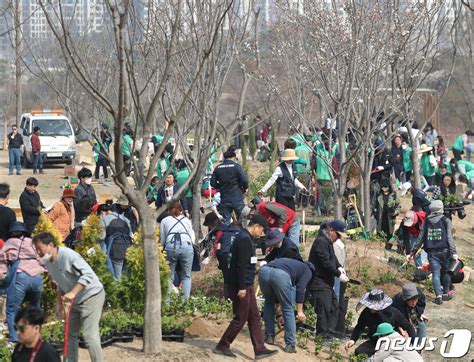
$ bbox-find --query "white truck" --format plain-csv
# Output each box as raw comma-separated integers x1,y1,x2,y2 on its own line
19,109,76,166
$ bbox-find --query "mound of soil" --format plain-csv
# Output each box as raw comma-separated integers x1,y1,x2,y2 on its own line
186,317,226,338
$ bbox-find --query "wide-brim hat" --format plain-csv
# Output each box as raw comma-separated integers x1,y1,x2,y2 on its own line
9,221,28,235
401,283,420,301
265,228,285,246
419,144,433,153
61,187,76,199
358,289,392,311
281,149,298,161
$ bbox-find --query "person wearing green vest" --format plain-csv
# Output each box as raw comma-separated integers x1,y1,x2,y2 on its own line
451,131,470,161
402,140,413,182
456,159,474,175
207,145,216,174
313,140,334,215
176,159,193,217
295,139,312,174
121,131,133,176
146,176,160,204
156,144,174,179
419,144,436,186
288,127,305,148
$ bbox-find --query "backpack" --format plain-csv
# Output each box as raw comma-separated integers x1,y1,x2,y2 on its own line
105,216,132,261
215,223,243,271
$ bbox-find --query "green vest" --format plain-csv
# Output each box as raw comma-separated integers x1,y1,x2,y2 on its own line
457,160,474,175
403,146,413,173
452,135,465,151
315,143,332,181
156,157,171,179
421,154,435,177
466,170,474,188
295,144,312,173
176,168,193,198
435,162,452,175
290,134,305,148
121,134,133,156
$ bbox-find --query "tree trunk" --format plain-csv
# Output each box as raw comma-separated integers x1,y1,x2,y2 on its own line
334,191,343,220
470,9,474,127
14,0,22,121
192,175,203,235
140,207,162,353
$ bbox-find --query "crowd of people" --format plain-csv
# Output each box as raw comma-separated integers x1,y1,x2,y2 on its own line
0,116,470,361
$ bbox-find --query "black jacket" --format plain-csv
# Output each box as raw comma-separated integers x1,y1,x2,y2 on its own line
264,237,302,262
308,230,341,290
19,189,44,233
227,229,256,289
210,159,248,202
74,183,97,223
392,289,426,322
412,189,430,213
350,305,416,342
0,205,16,241
8,133,23,148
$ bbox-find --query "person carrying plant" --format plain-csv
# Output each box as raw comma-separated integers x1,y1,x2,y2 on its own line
408,200,458,305
259,148,308,211
307,220,350,345
210,146,249,224
213,214,278,359
392,284,429,340
372,178,400,249
32,232,105,362
0,222,44,343
121,129,133,176
258,257,313,353
11,306,61,361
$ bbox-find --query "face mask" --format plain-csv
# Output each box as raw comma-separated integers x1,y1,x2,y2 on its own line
85,178,92,185
42,253,52,262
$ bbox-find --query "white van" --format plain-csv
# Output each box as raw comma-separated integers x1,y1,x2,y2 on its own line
19,109,76,166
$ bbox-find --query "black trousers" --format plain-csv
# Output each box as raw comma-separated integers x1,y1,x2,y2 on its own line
276,195,295,210
452,148,463,161
355,338,377,357
312,286,338,338
335,282,348,336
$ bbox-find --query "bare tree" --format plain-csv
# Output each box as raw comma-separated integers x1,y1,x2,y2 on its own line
25,0,248,353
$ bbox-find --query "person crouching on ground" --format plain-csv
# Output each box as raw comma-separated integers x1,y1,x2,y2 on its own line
392,283,429,340
259,258,313,353
367,323,423,362
214,214,278,360
11,306,61,362
33,232,105,362
345,289,416,357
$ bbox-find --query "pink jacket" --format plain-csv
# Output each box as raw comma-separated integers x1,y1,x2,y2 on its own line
0,237,45,278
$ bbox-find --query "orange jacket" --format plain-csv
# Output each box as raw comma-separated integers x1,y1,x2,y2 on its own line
48,200,74,241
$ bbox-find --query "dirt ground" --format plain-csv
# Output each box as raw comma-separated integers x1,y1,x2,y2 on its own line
1,148,473,361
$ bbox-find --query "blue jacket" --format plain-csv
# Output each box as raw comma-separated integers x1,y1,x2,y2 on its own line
210,159,248,202
265,258,313,303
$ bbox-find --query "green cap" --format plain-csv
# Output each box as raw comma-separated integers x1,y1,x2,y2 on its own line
373,323,395,337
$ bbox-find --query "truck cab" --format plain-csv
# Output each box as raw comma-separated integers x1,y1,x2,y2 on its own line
20,109,76,166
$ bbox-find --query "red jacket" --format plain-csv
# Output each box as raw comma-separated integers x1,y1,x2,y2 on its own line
257,201,296,233
31,133,41,152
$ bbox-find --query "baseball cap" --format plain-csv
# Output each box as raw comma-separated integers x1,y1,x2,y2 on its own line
328,220,347,238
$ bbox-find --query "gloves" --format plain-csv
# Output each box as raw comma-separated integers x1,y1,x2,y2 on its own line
339,273,350,283
338,267,346,275
406,254,413,263
259,261,267,267
376,166,384,171
452,254,458,261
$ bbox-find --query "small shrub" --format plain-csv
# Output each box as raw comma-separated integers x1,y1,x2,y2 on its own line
32,212,63,245
314,335,323,355
376,271,396,284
